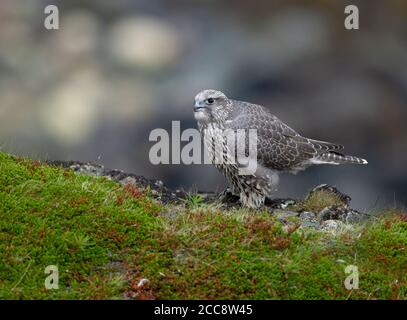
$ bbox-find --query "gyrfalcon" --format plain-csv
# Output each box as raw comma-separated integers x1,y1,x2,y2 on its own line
193,89,368,208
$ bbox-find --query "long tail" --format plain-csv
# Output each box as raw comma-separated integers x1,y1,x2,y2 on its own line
315,151,368,165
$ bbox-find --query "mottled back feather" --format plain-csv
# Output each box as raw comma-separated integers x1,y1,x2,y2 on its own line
226,100,343,171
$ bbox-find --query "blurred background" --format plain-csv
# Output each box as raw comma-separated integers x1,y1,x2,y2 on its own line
0,0,406,210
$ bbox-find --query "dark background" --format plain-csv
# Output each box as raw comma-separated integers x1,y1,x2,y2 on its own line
1,0,406,210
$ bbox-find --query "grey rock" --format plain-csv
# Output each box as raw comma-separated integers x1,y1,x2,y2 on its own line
321,219,346,231
299,211,317,221
307,184,351,208
318,206,344,222
298,211,319,227
318,206,366,224
300,220,320,229
273,209,299,223
345,210,366,223
120,176,138,186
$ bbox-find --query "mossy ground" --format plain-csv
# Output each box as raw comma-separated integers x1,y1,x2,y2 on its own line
0,152,405,299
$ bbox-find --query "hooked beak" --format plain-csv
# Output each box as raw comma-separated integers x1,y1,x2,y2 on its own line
194,101,206,112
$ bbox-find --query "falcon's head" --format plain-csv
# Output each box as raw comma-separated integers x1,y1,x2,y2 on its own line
193,89,229,122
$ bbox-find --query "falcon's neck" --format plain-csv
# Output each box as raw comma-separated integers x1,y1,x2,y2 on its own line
197,102,233,132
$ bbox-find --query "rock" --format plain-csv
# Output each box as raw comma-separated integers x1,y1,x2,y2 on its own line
298,211,320,228
318,206,345,222
300,221,320,229
273,209,299,224
120,176,138,186
155,180,164,188
321,219,349,233
47,160,106,176
345,210,366,223
47,160,187,203
219,188,241,205
307,184,351,208
299,211,318,225
318,206,367,223
321,219,342,230
265,197,297,209
299,211,317,221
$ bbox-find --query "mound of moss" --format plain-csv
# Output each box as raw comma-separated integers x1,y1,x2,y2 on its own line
0,152,405,299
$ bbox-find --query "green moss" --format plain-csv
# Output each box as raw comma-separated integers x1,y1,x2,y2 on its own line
138,209,406,299
0,152,405,299
295,189,345,212
0,152,163,299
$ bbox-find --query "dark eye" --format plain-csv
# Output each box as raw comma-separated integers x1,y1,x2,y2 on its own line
206,98,215,104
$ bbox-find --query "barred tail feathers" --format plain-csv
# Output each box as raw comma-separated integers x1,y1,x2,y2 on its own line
313,152,368,165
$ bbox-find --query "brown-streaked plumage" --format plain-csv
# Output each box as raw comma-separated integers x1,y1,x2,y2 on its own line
193,89,368,208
